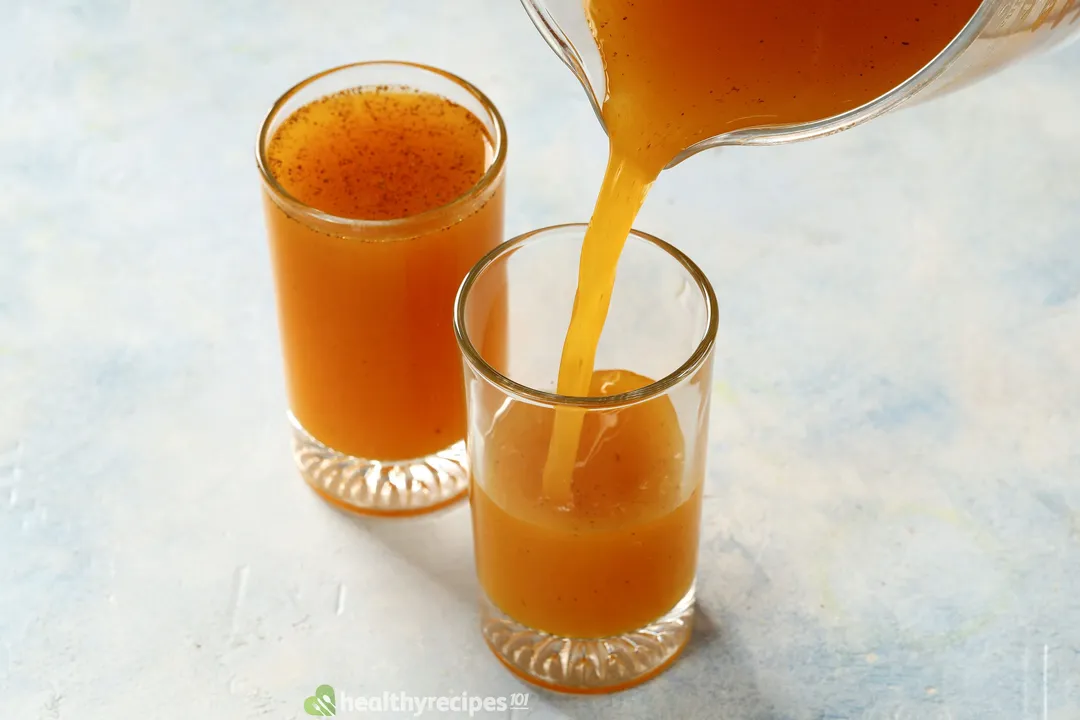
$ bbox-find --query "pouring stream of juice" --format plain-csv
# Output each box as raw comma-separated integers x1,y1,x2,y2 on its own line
541,0,983,503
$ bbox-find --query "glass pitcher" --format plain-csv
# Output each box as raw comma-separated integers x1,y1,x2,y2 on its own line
522,0,1080,167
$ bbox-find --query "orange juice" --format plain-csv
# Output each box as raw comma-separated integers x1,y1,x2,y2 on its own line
589,0,984,173
263,87,503,461
542,0,982,497
473,369,701,638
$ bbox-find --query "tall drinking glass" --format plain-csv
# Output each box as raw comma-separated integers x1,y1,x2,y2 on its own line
455,224,718,692
257,62,506,516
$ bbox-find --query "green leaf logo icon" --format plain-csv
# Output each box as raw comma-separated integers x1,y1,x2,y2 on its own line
304,684,336,716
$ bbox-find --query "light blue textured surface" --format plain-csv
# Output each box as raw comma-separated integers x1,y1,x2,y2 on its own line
2,2,1079,718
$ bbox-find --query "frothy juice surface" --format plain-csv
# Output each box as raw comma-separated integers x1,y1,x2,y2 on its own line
264,88,503,461
473,370,701,638
267,89,489,219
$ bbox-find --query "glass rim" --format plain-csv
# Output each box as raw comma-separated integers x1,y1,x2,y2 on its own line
255,60,508,232
453,223,720,410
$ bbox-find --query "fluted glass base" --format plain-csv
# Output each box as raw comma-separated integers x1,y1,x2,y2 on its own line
480,585,695,694
290,414,469,517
